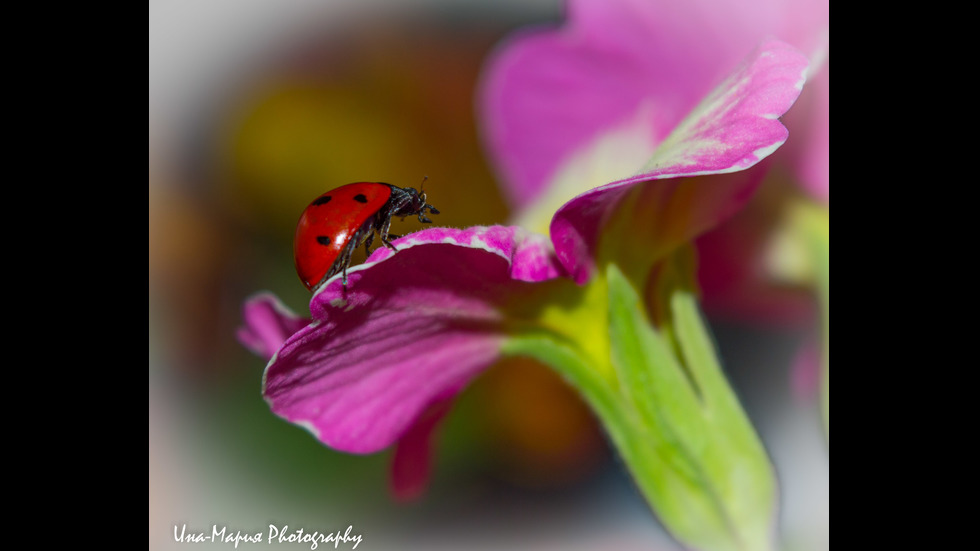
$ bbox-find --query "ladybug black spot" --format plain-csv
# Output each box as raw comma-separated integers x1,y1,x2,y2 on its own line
312,195,332,206
316,236,331,246
353,194,368,203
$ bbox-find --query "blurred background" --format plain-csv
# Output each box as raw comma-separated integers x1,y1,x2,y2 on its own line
148,1,828,549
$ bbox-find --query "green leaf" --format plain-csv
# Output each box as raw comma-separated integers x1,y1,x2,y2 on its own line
669,270,777,550
605,261,776,551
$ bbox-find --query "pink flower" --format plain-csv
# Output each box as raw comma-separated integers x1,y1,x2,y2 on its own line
479,0,828,325
239,227,567,501
238,0,811,516
482,0,827,217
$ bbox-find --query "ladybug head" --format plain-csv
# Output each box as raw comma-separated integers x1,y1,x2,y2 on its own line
389,181,440,224
409,187,440,224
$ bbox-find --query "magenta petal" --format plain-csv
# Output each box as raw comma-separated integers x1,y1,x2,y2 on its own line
550,40,808,284
263,226,563,454
389,399,452,502
553,172,761,284
785,62,829,202
696,211,814,324
237,293,310,361
481,0,820,209
640,38,808,176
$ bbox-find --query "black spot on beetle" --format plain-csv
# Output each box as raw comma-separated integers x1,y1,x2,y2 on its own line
312,195,332,206
316,235,331,246
353,194,368,203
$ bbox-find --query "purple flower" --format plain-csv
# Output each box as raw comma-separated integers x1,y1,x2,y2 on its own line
688,0,828,321
239,0,811,523
263,227,562,453
239,227,568,500
482,0,826,217
483,28,809,283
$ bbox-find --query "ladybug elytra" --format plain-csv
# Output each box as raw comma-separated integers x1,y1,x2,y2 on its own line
294,180,440,291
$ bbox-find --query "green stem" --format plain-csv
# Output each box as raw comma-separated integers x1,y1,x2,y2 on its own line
503,256,777,551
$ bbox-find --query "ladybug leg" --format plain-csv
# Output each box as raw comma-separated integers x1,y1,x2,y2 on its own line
339,239,356,286
342,222,379,286
342,225,372,286
380,216,399,251
324,236,357,287
363,231,375,256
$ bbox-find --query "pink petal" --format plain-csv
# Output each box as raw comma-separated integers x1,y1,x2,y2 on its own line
784,61,829,202
696,209,814,324
263,226,563,454
389,399,453,502
237,293,310,360
481,0,823,210
551,40,809,283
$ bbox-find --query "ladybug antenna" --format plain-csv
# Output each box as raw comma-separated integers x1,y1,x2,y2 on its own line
416,175,439,218
417,175,430,204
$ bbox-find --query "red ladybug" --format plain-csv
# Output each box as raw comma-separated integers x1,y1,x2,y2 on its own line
294,181,440,291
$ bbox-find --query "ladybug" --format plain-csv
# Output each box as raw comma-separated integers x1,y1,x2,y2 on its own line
294,180,440,291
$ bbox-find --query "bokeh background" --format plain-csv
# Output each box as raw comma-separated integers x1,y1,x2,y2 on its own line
148,1,828,549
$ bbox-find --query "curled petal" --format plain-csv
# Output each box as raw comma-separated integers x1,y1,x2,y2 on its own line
263,226,564,454
481,0,820,212
640,38,808,176
550,39,808,283
237,293,310,360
